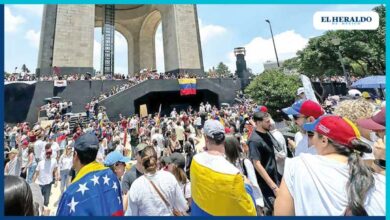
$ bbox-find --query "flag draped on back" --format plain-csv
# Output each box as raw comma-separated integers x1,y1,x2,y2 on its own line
190,153,256,216
178,78,197,96
57,162,124,216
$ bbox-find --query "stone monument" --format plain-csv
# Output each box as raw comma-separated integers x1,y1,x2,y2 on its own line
37,4,204,76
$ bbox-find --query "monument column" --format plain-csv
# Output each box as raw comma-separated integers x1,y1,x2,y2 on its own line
51,4,95,75
36,5,58,76
160,5,204,76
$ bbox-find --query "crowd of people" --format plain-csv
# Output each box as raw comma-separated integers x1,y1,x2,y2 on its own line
5,67,236,83
40,100,73,120
5,73,37,82
311,75,361,84
4,86,386,216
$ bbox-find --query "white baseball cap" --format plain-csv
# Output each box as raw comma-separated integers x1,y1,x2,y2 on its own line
297,87,305,95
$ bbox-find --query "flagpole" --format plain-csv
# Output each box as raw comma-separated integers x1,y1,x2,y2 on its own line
157,104,162,126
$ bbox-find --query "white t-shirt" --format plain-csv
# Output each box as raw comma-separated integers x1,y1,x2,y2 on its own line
294,132,317,156
170,111,177,118
126,170,188,216
59,154,73,171
36,158,58,185
129,118,138,129
115,144,124,155
179,181,191,200
188,125,196,135
150,127,156,137
284,154,385,216
21,148,29,168
199,106,205,113
271,129,287,175
34,140,46,161
195,117,202,126
96,143,106,163
152,134,165,157
98,112,103,121
50,142,60,159
152,134,165,148
175,126,185,141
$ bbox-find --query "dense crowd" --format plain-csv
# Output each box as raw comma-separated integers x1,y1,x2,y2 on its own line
5,73,37,81
5,68,236,83
40,100,73,120
4,87,386,216
78,70,237,118
312,75,361,83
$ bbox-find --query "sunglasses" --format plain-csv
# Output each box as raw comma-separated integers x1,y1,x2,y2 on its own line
115,162,126,167
293,115,300,120
307,131,314,137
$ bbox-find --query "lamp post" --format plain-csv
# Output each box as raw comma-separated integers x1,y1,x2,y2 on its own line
265,19,280,67
331,38,350,87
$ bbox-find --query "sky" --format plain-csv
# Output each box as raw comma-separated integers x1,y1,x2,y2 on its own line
5,4,379,75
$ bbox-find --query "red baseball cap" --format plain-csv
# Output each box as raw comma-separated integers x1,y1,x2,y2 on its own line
283,100,324,119
22,140,29,146
356,108,385,131
258,106,268,113
304,115,370,153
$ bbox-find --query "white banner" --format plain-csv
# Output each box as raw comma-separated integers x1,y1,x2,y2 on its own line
54,80,67,87
300,74,319,104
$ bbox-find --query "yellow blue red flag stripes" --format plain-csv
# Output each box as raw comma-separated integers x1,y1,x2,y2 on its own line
57,162,124,216
178,78,196,96
190,156,256,216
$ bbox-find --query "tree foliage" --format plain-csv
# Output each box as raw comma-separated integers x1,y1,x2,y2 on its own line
245,69,301,119
215,62,231,77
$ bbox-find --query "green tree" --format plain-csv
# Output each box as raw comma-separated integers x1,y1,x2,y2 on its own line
245,69,301,120
215,62,231,77
21,64,27,73
282,56,300,70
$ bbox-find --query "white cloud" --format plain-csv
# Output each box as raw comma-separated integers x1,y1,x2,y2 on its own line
225,30,308,73
5,6,25,33
13,5,44,17
199,19,227,44
25,29,40,48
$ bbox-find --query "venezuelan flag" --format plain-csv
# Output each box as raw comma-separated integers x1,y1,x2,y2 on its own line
178,78,196,96
57,162,124,216
190,153,257,216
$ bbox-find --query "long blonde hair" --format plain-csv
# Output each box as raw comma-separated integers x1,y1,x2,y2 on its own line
171,164,188,185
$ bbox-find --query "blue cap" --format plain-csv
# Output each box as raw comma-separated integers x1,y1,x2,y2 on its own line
302,116,323,132
104,151,131,166
282,100,303,116
74,133,99,151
